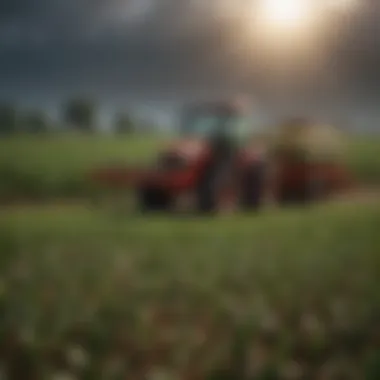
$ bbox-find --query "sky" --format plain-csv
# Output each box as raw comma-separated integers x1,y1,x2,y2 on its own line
1,0,380,130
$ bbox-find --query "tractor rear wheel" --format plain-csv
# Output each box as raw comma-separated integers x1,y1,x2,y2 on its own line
277,177,326,206
137,186,173,213
307,176,328,202
277,186,309,206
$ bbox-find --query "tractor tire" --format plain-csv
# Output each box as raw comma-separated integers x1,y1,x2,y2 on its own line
307,176,327,202
277,186,308,206
137,186,173,213
277,177,326,207
279,185,315,207
195,162,224,214
239,162,266,211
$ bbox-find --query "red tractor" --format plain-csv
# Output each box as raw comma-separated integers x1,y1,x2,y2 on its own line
90,102,352,214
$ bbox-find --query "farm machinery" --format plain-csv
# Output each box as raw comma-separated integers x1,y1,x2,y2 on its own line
90,100,352,214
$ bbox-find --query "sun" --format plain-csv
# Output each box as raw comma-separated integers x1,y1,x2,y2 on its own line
257,0,313,30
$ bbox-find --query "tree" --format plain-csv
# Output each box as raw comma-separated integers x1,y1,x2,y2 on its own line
114,113,134,135
0,103,18,135
63,98,96,132
22,110,49,134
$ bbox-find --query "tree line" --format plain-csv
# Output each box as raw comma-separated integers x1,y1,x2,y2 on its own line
0,98,153,136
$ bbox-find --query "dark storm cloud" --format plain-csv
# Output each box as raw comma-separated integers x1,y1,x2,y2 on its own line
0,0,214,46
1,0,380,117
0,0,251,101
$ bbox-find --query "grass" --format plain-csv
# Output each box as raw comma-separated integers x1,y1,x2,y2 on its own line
345,136,380,184
0,134,166,198
1,133,380,378
1,201,380,378
0,133,379,199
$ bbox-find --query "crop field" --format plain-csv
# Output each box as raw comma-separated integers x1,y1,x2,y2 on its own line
0,134,380,200
0,135,164,200
1,134,380,379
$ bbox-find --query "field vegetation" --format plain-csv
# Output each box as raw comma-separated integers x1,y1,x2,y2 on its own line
0,134,379,200
0,133,380,378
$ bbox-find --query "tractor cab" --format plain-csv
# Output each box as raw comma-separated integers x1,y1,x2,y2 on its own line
180,101,253,146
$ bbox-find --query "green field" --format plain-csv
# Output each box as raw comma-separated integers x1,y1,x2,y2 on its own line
0,134,380,199
0,135,165,199
1,200,380,378
1,135,380,378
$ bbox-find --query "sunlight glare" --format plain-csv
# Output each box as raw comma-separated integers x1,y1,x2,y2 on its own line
326,0,359,12
257,0,313,30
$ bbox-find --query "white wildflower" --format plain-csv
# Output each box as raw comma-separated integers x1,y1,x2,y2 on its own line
102,356,125,378
50,371,77,380
280,361,304,379
66,345,89,371
146,367,179,380
299,312,324,336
